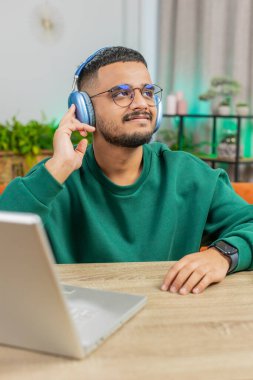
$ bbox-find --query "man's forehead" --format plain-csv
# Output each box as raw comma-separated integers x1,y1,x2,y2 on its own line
96,61,151,88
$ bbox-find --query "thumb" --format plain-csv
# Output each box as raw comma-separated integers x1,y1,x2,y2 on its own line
75,139,88,156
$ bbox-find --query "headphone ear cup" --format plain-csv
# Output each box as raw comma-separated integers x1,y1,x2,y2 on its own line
68,91,95,126
153,95,163,133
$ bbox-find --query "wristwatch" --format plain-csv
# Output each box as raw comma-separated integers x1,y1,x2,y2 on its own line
209,240,238,274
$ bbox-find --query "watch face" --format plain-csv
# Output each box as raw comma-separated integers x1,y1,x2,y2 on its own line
215,241,238,255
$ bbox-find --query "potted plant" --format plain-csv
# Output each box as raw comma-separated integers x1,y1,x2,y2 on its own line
0,117,92,185
0,118,53,184
218,99,231,116
217,131,241,159
199,76,241,114
236,102,250,116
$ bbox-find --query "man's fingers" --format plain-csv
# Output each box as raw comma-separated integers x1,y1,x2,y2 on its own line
161,266,212,295
166,265,199,294
75,139,88,155
160,250,228,295
177,268,208,295
60,106,96,132
68,103,76,115
76,123,96,132
192,274,213,294
161,261,187,291
58,120,96,134
60,104,76,123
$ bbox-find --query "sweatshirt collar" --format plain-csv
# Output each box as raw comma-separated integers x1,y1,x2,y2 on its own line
84,144,152,196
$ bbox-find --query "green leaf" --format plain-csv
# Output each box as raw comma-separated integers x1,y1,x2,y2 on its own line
32,146,40,155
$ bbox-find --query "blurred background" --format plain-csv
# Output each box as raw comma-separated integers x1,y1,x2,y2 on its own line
1,0,253,182
0,0,158,122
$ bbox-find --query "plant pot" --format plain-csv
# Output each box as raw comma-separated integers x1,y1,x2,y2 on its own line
217,133,242,159
217,142,237,159
0,150,52,184
218,106,230,116
236,106,249,116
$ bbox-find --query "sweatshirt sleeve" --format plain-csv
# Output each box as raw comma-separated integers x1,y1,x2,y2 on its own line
0,163,64,223
203,170,253,273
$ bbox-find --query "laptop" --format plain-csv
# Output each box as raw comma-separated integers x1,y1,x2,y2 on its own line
0,211,147,359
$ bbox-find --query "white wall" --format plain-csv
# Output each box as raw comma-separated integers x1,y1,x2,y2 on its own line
0,0,158,123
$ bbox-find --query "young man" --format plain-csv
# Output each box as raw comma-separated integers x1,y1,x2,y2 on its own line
1,46,253,295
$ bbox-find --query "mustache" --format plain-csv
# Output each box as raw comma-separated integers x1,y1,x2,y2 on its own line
123,111,153,122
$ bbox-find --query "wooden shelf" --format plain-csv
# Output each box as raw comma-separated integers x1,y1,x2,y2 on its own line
197,155,253,164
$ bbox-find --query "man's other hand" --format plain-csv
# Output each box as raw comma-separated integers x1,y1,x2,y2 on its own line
161,248,231,295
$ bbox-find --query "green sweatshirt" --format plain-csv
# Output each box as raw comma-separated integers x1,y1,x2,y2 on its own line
1,142,253,272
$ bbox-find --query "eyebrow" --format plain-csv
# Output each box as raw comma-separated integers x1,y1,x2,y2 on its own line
89,83,155,99
110,83,153,89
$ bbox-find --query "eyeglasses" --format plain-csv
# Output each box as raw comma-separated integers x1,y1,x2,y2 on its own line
90,83,163,108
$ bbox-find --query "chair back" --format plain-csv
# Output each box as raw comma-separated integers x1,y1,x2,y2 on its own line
232,182,253,204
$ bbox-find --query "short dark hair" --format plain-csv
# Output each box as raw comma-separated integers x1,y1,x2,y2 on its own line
77,46,147,90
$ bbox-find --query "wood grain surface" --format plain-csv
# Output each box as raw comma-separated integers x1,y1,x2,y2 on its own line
1,261,253,380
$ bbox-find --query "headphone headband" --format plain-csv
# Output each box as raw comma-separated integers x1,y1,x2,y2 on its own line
74,47,109,78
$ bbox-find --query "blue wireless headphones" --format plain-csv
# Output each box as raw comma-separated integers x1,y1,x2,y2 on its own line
68,47,162,133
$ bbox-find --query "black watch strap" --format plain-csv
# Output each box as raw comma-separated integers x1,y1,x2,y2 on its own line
209,240,238,274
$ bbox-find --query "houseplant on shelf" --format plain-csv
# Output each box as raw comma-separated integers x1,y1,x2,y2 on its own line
199,76,241,114
218,99,231,116
236,102,250,116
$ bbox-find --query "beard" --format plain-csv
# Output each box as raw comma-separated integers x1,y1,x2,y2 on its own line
95,111,155,148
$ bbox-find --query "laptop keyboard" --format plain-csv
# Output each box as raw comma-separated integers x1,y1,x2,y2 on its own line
68,306,98,323
62,285,99,325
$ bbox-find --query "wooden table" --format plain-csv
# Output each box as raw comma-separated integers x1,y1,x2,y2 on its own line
1,262,253,380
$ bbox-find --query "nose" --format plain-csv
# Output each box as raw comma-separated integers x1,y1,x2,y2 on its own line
129,88,148,109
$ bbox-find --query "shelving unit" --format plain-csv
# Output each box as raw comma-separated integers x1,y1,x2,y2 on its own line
162,114,253,182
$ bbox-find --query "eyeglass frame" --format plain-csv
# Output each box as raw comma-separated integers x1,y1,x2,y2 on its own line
89,83,163,108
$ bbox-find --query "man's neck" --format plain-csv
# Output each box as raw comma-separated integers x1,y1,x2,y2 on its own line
92,139,144,186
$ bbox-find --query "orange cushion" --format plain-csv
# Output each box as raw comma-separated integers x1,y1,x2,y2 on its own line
0,184,6,194
231,182,253,204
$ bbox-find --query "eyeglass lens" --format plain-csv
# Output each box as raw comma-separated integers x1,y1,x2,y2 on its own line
110,84,162,107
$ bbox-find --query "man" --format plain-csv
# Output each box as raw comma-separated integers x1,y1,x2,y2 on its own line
1,46,253,295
